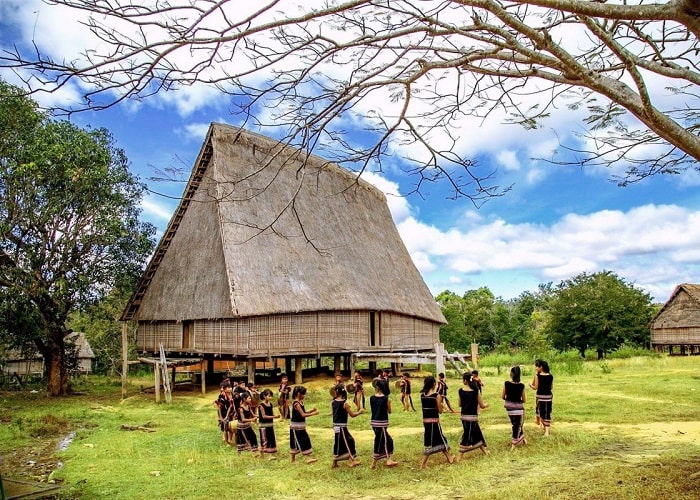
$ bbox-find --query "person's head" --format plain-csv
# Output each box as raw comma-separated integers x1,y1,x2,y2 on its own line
382,368,391,378
471,369,479,377
438,372,445,380
354,370,362,378
222,381,232,393
293,385,307,399
241,392,252,404
374,377,389,396
534,359,543,372
335,373,343,381
510,365,521,383
540,360,550,373
421,375,436,394
334,383,347,400
261,388,273,401
402,372,410,380
281,374,288,383
463,371,479,390
247,382,255,390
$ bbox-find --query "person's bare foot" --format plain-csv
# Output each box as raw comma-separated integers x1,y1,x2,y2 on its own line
331,461,338,469
370,460,377,469
306,458,318,464
447,455,455,464
386,459,398,467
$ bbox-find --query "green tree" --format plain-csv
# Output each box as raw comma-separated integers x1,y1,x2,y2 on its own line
436,290,469,352
546,271,654,359
68,285,135,377
0,80,155,395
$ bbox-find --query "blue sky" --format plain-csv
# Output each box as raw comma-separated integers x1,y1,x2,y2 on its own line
2,0,699,304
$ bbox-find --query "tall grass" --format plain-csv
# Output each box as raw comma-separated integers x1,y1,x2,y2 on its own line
1,356,698,499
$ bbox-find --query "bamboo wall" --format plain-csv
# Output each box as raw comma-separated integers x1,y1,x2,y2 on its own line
650,326,700,345
136,310,438,356
651,289,700,345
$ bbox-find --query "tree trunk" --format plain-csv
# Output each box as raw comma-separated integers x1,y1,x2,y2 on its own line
43,332,70,396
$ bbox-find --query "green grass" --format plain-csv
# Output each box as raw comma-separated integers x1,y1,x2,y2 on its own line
1,356,699,499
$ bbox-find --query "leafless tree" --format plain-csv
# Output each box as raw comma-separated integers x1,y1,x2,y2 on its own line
2,0,699,200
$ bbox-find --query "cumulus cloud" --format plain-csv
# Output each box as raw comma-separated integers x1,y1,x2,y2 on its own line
379,195,700,302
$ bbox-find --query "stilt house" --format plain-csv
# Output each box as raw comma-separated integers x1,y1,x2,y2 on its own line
121,124,446,381
650,283,700,354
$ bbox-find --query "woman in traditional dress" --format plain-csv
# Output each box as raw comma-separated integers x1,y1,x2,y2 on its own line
353,371,365,410
236,392,260,455
419,375,454,469
278,374,291,419
215,381,235,447
457,371,489,460
530,360,553,436
331,383,364,468
258,388,280,459
502,365,526,450
290,385,319,464
369,378,399,469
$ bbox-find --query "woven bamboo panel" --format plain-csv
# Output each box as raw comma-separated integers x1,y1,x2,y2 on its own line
317,311,367,350
379,313,414,348
651,326,700,344
137,322,182,351
379,313,439,349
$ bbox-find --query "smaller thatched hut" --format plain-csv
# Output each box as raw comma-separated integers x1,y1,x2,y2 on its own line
650,284,700,354
1,332,95,380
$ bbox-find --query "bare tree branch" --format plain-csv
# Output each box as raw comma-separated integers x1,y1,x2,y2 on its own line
1,0,697,194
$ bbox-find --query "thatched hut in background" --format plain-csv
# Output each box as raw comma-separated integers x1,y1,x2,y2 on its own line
1,332,94,380
122,123,446,384
650,283,700,354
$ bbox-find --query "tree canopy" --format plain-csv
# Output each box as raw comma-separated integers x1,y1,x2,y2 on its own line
437,273,653,357
0,79,155,395
546,270,655,358
1,1,698,202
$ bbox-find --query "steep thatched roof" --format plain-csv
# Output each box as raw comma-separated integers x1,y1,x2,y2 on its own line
1,332,94,361
123,123,445,324
650,283,700,327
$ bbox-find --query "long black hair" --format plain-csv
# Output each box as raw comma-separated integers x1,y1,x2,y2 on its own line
421,375,436,394
510,365,521,383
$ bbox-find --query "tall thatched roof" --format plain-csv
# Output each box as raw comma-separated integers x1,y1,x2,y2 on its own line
123,123,445,325
651,283,700,327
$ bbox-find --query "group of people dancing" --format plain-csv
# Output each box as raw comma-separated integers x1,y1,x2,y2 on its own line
213,360,553,468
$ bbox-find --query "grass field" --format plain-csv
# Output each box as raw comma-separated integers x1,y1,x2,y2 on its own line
1,356,699,499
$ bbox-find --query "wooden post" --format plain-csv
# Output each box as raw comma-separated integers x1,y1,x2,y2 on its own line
247,358,255,383
333,355,340,375
121,323,128,399
435,343,445,376
294,356,303,384
154,361,161,404
471,343,479,369
285,357,293,375
200,361,206,395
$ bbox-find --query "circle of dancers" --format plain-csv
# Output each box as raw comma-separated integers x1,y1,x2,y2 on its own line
214,361,553,468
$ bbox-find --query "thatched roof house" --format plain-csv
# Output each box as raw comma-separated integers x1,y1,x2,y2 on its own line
650,283,700,353
1,332,95,378
122,123,445,378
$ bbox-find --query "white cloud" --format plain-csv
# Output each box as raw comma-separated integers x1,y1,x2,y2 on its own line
390,201,700,302
496,150,520,171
